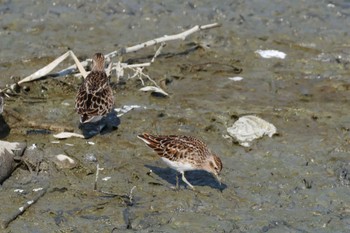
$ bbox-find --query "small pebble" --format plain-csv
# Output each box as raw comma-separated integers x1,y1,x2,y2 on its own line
53,154,76,169
84,153,97,162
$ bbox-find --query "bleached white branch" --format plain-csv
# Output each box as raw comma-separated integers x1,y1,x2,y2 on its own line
106,22,220,59
51,23,220,78
13,22,220,87
18,51,88,85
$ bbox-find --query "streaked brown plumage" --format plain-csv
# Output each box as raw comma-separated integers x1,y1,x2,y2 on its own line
137,133,223,190
75,53,114,123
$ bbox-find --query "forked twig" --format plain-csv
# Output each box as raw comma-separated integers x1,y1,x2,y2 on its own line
19,50,88,85
127,43,169,96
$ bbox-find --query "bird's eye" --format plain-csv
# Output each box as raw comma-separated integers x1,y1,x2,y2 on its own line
210,162,217,170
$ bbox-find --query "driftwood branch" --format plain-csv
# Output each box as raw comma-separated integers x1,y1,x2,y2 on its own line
0,23,220,98
15,23,221,85
18,50,87,85
55,23,220,78
107,22,221,58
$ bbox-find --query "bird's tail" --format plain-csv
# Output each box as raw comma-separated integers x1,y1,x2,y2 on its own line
137,133,159,148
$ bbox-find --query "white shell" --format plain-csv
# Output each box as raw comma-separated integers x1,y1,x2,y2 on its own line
53,154,76,169
53,132,85,139
227,115,277,147
139,86,168,96
56,154,75,163
228,76,244,81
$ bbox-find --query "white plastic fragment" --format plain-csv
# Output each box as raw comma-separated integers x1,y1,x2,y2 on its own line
102,176,111,181
28,144,37,150
14,189,24,193
227,115,277,147
53,132,85,139
139,86,168,96
228,76,244,81
114,105,144,117
33,187,43,192
27,200,34,205
255,49,286,59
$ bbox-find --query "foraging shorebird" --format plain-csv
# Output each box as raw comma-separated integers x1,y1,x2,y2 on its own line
75,53,114,123
138,133,223,190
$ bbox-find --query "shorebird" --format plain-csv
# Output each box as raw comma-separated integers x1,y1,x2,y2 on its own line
138,133,223,190
75,53,114,123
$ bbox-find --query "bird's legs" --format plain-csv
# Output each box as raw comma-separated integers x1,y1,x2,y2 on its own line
180,171,195,190
175,173,180,190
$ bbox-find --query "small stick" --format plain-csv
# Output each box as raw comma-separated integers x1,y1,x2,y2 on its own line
94,164,104,191
4,109,74,132
150,42,166,63
128,186,136,204
1,187,47,229
15,121,74,132
126,43,167,95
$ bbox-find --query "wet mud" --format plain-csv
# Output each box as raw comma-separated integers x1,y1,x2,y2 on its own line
1,1,350,232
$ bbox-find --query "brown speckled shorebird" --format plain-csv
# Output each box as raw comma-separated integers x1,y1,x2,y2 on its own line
75,53,114,123
137,133,223,190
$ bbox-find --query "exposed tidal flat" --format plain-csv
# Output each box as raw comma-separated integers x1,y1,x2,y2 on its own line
0,1,350,232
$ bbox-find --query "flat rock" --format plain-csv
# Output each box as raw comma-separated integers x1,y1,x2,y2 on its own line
0,141,26,184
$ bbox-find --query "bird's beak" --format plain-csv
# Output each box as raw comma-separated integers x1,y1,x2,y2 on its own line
214,174,221,186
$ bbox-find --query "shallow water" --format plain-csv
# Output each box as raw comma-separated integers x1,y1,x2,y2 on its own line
1,0,350,232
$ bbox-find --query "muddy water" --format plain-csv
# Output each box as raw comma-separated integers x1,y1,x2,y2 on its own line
1,0,350,232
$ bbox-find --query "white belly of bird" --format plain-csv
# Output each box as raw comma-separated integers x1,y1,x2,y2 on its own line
82,115,103,123
161,157,196,172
